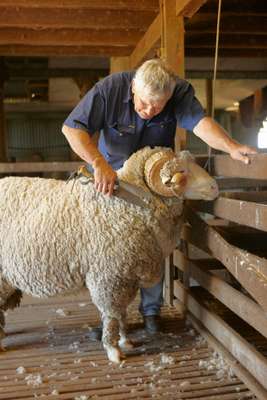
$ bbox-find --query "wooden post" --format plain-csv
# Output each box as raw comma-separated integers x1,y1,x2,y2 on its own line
0,58,7,162
160,0,186,152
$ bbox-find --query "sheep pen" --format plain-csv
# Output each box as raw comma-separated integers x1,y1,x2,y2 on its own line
0,146,218,362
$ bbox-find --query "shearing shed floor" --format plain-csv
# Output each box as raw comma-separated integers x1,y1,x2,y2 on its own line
0,289,257,400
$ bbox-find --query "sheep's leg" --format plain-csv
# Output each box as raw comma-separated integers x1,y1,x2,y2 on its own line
0,283,22,348
118,313,133,350
102,315,124,363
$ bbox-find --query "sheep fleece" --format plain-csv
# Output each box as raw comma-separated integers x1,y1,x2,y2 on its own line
0,173,181,311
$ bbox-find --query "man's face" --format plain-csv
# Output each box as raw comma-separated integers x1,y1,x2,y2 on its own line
132,85,170,120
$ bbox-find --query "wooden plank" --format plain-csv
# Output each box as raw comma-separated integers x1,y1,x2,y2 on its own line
110,57,130,74
0,68,6,162
164,254,174,306
0,161,83,173
194,196,267,232
185,207,267,311
176,0,208,18
187,312,267,400
0,28,142,46
160,0,186,153
0,0,159,11
173,280,267,392
0,8,156,30
129,14,160,69
180,253,267,338
0,45,133,57
212,154,267,179
216,178,267,190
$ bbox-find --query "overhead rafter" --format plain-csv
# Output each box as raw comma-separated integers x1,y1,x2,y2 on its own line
0,0,159,11
130,0,207,69
0,8,156,30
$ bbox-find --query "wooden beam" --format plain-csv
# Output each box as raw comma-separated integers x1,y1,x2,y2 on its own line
0,161,83,173
186,33,267,48
187,312,267,400
185,207,267,311
7,68,108,80
178,252,267,338
185,48,267,57
173,280,267,392
0,0,159,11
0,8,156,30
195,194,267,232
164,254,174,306
176,0,208,18
211,154,267,179
129,14,160,69
188,15,267,35
110,57,130,74
0,63,6,161
160,0,186,151
0,28,142,47
0,45,133,57
130,0,204,69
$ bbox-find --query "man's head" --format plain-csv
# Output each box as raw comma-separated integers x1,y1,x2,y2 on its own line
132,59,176,120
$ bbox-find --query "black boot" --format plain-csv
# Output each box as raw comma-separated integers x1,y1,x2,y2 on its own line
143,315,161,334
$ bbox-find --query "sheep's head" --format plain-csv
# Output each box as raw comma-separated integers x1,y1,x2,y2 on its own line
144,149,218,200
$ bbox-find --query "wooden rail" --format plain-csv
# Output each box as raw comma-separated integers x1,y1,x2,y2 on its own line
169,157,267,398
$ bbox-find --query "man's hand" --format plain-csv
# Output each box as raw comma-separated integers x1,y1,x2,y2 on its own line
229,144,257,165
92,157,117,196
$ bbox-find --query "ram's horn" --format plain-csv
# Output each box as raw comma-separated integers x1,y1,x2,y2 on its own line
144,150,185,197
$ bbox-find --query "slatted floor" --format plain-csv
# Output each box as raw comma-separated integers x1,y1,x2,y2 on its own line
0,289,257,399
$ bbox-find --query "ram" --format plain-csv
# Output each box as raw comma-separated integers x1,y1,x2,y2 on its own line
0,146,218,362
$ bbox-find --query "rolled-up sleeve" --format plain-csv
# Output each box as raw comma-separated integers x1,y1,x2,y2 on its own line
174,82,205,131
63,84,105,135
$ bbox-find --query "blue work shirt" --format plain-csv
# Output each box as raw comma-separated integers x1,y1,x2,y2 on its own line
64,71,205,170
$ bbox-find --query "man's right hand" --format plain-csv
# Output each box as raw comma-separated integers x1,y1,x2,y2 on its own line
92,156,117,196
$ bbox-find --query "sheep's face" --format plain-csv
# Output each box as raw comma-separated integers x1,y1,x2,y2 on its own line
183,161,219,200
144,149,218,200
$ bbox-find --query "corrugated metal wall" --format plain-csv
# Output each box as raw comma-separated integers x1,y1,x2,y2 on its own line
6,112,70,161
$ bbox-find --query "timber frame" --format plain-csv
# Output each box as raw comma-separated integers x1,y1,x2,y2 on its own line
168,153,267,399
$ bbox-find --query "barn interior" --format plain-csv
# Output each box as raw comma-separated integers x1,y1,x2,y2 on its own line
0,1,266,399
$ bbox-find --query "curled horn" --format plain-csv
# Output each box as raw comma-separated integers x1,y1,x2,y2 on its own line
144,150,185,197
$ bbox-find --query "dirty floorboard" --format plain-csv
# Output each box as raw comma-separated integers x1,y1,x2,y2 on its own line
0,289,257,399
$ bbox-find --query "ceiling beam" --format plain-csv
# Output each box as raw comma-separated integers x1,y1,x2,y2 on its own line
0,28,142,47
130,0,207,69
186,33,267,48
129,14,161,69
0,8,156,30
0,45,133,57
188,15,267,34
0,0,159,11
185,48,267,57
176,0,208,17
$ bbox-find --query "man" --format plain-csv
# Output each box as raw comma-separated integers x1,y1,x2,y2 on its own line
62,58,255,337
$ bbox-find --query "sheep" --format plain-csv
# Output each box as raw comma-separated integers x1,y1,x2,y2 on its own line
0,146,218,363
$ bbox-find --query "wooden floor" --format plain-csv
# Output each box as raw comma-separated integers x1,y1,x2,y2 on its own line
0,289,257,400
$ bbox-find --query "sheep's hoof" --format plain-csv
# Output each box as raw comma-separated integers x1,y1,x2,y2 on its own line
119,337,134,349
106,346,124,363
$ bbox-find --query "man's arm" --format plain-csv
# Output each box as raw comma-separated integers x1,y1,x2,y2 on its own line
62,125,117,195
193,116,256,164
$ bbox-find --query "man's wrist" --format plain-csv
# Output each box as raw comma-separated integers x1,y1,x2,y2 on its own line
92,155,105,169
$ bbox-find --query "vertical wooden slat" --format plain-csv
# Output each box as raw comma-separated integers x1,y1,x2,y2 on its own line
0,57,7,161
